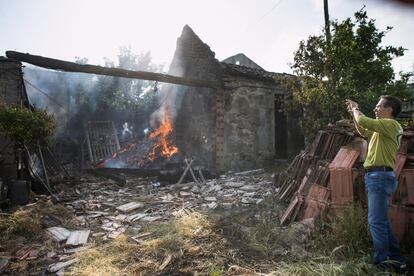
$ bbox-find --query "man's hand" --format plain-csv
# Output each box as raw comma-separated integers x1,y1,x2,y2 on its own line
345,99,359,112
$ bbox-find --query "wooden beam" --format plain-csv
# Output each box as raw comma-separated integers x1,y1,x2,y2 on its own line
6,51,221,89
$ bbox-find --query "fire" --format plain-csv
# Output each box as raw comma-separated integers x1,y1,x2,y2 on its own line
147,114,178,160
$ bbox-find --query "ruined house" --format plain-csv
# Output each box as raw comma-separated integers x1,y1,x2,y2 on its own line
0,25,304,178
168,25,304,172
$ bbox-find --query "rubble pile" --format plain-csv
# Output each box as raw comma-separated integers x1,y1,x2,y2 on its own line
6,169,269,274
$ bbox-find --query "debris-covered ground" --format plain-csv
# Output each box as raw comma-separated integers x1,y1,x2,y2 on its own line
0,168,411,275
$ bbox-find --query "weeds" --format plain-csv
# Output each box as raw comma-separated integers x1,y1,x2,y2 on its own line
309,204,372,259
272,256,372,276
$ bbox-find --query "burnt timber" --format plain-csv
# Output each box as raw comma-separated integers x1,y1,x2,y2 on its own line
6,51,222,89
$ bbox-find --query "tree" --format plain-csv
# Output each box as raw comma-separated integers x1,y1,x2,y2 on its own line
94,46,161,116
287,8,411,141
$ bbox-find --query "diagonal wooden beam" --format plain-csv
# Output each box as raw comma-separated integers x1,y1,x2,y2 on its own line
6,51,222,89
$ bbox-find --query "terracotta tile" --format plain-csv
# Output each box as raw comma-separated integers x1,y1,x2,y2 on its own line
280,194,303,226
394,170,414,205
389,204,409,241
302,197,327,220
394,153,407,178
308,183,331,201
330,168,354,204
329,146,360,169
405,171,414,205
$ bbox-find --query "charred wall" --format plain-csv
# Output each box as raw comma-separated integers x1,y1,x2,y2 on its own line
0,58,24,182
167,26,222,170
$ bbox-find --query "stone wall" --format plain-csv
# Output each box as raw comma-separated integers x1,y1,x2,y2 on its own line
222,77,283,171
0,58,22,104
0,58,24,182
167,26,221,170
167,26,304,172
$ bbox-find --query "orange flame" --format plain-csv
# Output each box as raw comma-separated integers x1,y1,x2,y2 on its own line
147,114,178,160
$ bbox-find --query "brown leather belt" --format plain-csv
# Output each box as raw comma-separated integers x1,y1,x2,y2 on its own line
365,166,393,172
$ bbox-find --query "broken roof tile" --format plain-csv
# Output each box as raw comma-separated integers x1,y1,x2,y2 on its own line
330,168,354,205
116,202,144,213
66,230,90,246
46,227,71,242
389,205,409,241
329,146,360,169
394,153,407,178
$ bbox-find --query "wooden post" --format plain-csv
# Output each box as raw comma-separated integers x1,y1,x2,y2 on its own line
324,0,330,43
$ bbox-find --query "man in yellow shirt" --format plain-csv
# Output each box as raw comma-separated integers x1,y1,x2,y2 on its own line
346,96,405,272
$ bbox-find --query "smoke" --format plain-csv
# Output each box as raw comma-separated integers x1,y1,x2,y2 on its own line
149,58,187,128
22,49,163,141
23,67,98,135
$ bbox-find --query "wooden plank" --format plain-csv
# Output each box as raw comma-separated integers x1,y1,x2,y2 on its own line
6,51,221,89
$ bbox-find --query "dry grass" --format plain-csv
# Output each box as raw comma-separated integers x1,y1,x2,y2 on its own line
0,198,74,242
0,209,42,243
71,212,231,275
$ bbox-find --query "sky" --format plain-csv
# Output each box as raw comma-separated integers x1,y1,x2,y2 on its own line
1,0,414,75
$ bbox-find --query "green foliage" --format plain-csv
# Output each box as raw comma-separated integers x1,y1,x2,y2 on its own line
309,205,371,258
209,264,224,276
274,256,372,276
0,104,56,146
286,8,411,141
94,46,160,116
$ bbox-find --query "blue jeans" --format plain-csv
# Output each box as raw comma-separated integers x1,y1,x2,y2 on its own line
365,171,405,265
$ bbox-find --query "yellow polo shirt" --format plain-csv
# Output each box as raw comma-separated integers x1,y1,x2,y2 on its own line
356,115,402,169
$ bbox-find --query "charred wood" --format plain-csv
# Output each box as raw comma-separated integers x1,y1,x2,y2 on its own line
6,51,222,89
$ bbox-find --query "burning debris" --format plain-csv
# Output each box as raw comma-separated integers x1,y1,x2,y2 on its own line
95,106,182,171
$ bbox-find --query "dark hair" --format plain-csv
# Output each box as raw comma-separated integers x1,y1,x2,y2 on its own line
380,95,402,118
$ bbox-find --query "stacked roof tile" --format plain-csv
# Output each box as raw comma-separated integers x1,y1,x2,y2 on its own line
276,121,414,241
